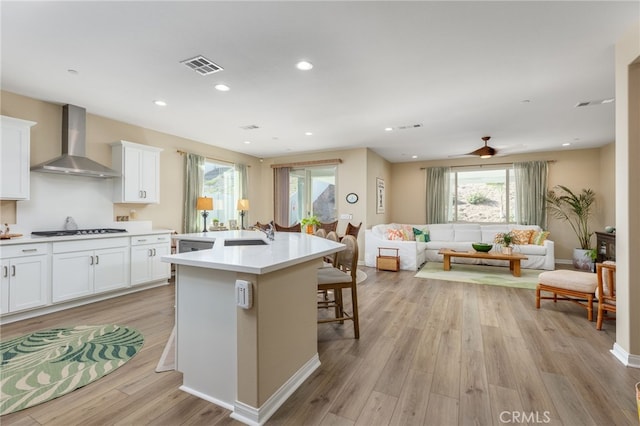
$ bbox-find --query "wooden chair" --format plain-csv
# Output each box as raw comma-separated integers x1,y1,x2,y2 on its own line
323,231,339,266
318,221,338,233
314,228,327,238
254,221,273,231
317,235,360,338
274,222,301,232
596,262,616,330
343,222,362,239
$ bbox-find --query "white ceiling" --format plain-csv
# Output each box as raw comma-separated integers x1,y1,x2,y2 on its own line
1,1,638,162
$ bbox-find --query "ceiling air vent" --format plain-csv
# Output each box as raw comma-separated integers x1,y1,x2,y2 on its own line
181,55,223,75
397,123,423,130
575,98,615,107
240,124,260,130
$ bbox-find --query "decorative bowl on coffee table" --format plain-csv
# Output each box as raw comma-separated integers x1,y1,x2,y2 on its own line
472,243,493,252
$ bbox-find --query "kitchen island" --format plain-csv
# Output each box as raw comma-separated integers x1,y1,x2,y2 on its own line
162,230,344,426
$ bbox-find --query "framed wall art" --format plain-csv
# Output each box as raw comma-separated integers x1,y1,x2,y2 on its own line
376,177,385,214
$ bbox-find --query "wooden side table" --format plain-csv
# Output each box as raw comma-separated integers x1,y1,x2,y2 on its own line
596,232,616,263
376,247,400,271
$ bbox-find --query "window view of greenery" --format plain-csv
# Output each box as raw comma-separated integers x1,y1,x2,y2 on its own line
449,168,515,223
289,166,336,225
203,160,238,226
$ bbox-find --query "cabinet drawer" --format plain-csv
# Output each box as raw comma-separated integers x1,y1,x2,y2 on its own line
53,237,129,254
1,243,49,258
131,234,171,246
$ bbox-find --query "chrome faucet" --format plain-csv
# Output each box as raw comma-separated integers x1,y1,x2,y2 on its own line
253,223,275,241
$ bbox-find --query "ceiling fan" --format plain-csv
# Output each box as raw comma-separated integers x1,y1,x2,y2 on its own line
467,136,497,159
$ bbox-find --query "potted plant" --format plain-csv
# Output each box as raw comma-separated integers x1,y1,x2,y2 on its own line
301,215,321,234
546,185,596,271
494,231,515,254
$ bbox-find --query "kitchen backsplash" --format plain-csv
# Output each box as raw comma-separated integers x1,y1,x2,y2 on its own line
16,173,114,232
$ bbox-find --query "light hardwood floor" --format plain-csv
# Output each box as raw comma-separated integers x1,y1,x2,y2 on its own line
2,267,639,425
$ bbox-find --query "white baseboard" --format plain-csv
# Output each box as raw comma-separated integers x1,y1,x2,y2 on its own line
611,343,640,368
179,385,235,411
231,353,321,426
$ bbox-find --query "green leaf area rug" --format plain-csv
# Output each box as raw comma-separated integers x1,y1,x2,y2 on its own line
415,262,541,290
1,324,143,416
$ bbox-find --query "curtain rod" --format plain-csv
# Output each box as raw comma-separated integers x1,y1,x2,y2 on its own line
271,158,342,168
176,149,250,167
420,160,556,170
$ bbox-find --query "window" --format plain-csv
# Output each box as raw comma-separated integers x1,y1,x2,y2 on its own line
288,166,337,224
449,166,515,223
202,160,239,225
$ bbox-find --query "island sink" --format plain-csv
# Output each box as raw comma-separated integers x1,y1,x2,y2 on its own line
223,239,268,246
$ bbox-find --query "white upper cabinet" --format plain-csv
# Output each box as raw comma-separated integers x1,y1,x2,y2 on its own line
1,115,36,200
111,140,162,203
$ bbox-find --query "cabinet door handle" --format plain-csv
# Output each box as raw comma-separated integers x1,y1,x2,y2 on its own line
143,190,147,198
3,266,8,278
137,239,147,243
90,256,94,265
139,190,144,198
11,265,16,277
153,248,157,256
21,248,38,253
148,248,153,257
95,255,99,265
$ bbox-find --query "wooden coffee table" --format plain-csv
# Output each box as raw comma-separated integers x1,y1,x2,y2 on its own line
437,249,528,277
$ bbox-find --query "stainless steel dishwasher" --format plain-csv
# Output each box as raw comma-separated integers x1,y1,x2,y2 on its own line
178,239,214,253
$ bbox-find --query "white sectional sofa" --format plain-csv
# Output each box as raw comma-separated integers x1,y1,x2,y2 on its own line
364,223,555,271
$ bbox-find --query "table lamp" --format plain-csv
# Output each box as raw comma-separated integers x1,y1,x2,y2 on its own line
196,196,213,232
237,199,249,229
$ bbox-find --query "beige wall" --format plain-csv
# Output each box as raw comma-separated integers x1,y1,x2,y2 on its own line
390,148,615,261
0,91,617,264
366,148,392,227
0,91,262,232
615,21,640,357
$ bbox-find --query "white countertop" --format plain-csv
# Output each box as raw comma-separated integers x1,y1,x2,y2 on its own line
164,230,344,274
0,229,172,246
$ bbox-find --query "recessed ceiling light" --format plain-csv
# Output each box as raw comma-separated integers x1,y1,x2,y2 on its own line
305,132,313,136
296,61,313,71
215,84,230,92
562,142,571,147
153,100,167,106
411,155,418,159
243,140,251,144
384,127,393,132
601,98,615,104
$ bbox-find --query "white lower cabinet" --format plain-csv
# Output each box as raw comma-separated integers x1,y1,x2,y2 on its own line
130,234,171,286
0,243,49,314
52,238,129,303
2,232,171,321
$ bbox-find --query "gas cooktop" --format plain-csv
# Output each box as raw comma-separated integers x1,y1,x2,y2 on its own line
32,228,128,237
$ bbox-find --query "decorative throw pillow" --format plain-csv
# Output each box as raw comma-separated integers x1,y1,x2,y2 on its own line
511,229,534,245
530,231,550,245
413,227,430,242
401,224,415,241
386,228,404,241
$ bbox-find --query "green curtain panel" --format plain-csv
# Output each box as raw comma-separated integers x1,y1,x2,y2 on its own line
425,166,451,224
183,153,205,233
514,161,548,228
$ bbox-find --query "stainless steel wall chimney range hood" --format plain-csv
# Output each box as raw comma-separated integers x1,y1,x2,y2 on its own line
30,104,120,178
